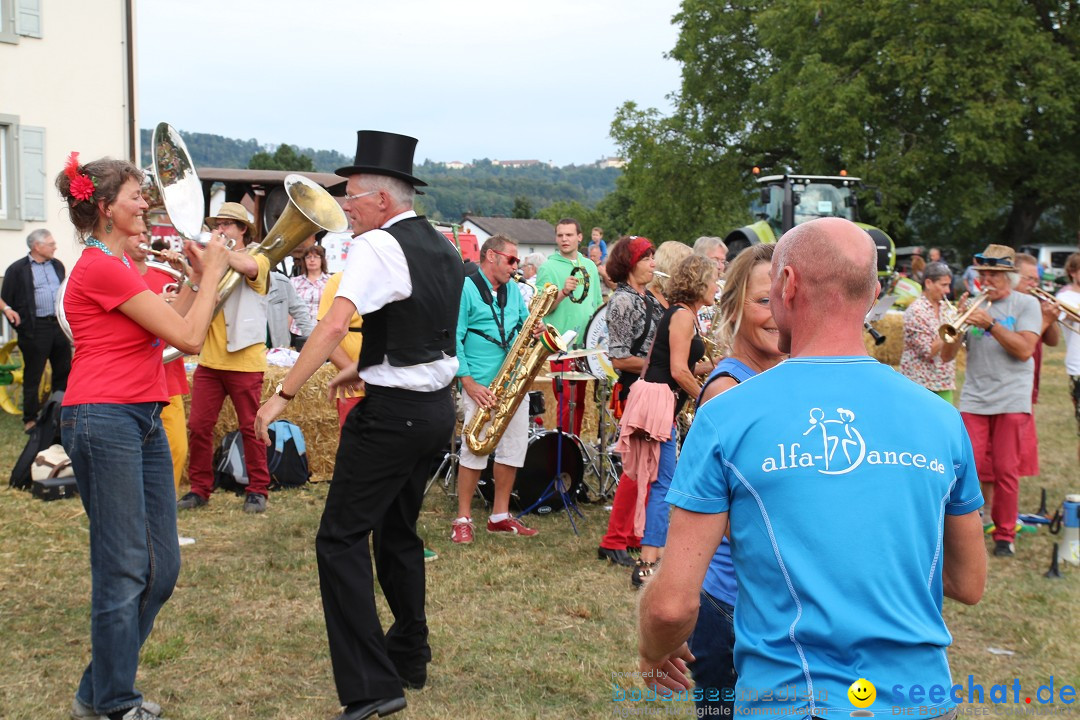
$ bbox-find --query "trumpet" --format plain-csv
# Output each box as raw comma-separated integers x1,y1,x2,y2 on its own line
939,293,990,343
138,243,169,259
1029,286,1080,333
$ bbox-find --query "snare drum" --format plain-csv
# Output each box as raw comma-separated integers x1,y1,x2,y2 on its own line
477,431,585,513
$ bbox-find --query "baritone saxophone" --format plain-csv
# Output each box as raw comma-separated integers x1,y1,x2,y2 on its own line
464,283,566,455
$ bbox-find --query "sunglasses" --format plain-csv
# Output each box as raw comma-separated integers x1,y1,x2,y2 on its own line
491,249,520,265
974,253,1013,269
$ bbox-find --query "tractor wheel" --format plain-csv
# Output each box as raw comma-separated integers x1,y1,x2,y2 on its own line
725,237,752,262
0,339,51,417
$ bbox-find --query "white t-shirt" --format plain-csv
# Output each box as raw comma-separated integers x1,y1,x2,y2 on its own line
1058,288,1080,375
335,210,459,391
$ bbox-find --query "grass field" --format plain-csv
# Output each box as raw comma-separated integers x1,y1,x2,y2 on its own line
0,346,1077,720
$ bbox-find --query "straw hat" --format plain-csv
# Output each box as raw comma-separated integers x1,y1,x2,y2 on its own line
973,244,1016,272
205,202,252,231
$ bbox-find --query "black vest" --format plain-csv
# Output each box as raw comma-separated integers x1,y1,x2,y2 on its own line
357,216,464,369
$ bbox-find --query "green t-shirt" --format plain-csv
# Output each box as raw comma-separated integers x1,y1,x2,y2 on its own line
535,252,602,347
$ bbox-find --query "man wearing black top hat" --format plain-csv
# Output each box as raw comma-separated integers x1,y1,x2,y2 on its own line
256,131,462,720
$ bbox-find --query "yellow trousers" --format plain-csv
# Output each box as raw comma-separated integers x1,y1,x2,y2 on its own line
160,394,188,492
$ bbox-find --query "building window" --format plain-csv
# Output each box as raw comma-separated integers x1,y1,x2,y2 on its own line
0,114,22,230
0,0,18,44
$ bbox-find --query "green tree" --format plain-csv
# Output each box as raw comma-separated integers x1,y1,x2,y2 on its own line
614,0,1080,252
248,144,316,172
511,195,534,218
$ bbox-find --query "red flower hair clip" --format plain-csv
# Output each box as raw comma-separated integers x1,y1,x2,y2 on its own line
64,152,96,202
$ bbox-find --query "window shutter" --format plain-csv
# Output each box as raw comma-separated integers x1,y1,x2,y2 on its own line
15,0,41,38
19,125,45,221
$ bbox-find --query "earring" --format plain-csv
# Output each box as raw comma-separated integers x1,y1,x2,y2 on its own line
104,218,113,234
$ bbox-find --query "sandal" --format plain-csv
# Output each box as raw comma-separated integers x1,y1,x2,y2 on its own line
631,559,659,590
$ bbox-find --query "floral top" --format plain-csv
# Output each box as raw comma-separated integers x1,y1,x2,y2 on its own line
900,294,956,392
606,283,664,360
290,272,329,335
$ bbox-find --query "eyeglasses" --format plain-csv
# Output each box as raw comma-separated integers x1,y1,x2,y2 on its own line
974,253,1013,269
344,189,380,202
491,249,520,266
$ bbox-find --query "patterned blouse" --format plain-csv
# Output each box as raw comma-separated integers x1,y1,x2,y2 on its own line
290,272,329,335
606,283,664,360
900,294,956,392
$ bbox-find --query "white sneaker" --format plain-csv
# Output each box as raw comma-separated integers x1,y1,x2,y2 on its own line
71,698,163,719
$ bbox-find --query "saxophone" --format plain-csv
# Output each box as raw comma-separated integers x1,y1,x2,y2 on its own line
464,283,566,455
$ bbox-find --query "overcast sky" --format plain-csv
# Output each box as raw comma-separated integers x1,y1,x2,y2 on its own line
136,0,684,167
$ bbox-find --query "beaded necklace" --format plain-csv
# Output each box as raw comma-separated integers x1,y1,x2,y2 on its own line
85,236,130,268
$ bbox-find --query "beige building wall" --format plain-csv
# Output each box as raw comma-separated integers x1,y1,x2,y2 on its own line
0,0,137,277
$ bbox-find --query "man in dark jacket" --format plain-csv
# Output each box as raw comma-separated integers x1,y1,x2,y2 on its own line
0,229,70,429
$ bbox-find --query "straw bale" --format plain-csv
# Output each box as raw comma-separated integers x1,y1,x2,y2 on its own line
183,364,341,483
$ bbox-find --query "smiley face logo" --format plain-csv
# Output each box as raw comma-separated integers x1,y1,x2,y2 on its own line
847,678,876,708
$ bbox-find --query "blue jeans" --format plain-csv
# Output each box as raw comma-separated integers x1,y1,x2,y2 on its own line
61,402,180,716
687,590,736,716
641,429,677,547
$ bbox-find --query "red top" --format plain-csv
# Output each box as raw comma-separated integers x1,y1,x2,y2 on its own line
143,266,190,396
62,248,168,406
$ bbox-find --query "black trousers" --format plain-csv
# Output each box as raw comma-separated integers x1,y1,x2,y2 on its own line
316,384,454,706
17,316,71,423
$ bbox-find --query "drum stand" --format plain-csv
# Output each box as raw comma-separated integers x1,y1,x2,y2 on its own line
578,378,620,499
517,377,584,534
425,423,460,499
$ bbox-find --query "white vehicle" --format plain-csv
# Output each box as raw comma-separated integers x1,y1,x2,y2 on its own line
1017,243,1078,288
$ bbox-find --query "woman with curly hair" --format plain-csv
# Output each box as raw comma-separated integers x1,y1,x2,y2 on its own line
597,236,663,567
56,154,228,720
618,253,718,588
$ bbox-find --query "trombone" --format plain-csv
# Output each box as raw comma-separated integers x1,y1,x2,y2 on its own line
1029,287,1080,334
939,293,990,344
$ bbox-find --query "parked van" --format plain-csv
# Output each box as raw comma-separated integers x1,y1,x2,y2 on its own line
1017,243,1077,287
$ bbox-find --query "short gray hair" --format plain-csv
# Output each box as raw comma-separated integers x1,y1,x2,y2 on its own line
26,229,52,249
358,173,415,208
521,252,544,270
922,261,952,288
693,236,727,256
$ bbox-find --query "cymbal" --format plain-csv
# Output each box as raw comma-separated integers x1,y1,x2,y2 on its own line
541,371,597,382
550,347,605,359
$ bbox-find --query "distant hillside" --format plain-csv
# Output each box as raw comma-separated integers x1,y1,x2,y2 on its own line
139,130,620,222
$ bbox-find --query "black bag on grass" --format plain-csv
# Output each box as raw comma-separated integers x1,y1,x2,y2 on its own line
266,420,310,489
213,430,248,494
10,390,65,490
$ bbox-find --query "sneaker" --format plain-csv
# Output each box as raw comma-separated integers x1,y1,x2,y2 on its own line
117,708,162,720
487,516,538,537
423,547,438,562
631,559,659,590
451,519,474,544
177,491,207,510
71,698,163,719
243,493,267,514
993,540,1015,557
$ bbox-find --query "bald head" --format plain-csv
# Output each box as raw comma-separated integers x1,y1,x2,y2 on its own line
773,218,878,306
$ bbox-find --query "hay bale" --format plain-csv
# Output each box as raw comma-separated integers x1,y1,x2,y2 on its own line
183,364,341,483
865,309,965,371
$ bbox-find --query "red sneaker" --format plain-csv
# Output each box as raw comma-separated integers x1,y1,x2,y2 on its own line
450,519,474,544
487,516,538,537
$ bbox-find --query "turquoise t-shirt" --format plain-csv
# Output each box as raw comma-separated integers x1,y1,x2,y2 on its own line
669,356,982,717
455,271,530,387
535,252,601,346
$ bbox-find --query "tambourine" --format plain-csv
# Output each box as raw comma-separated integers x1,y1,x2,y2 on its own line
568,265,590,304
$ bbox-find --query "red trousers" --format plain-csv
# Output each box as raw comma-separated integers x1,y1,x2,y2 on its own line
187,366,270,498
600,472,643,550
961,411,1027,543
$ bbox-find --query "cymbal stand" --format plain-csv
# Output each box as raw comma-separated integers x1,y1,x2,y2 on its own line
574,378,620,499
518,375,584,533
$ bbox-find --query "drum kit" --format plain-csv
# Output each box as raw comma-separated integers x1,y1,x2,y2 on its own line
425,303,624,530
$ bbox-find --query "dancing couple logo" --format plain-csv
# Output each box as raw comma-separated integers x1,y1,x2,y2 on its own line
759,407,949,476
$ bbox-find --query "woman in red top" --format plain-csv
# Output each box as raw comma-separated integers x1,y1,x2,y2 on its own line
56,155,228,720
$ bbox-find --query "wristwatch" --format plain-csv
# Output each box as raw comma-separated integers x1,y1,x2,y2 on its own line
184,278,200,292
986,319,997,333
275,382,295,401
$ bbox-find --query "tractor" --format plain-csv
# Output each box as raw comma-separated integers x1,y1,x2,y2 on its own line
723,171,896,280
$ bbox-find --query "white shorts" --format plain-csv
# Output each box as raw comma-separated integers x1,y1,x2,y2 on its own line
459,390,530,470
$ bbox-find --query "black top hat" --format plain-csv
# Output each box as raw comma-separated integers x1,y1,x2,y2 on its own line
335,130,428,188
